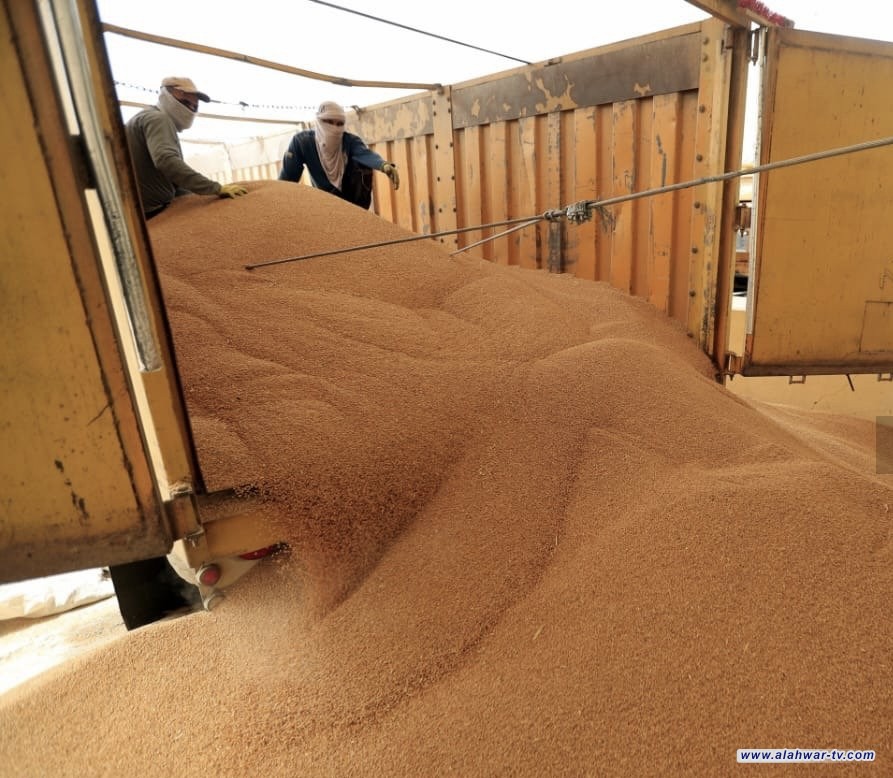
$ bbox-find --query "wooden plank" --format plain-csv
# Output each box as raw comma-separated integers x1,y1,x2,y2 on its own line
571,107,598,280
486,122,511,265
516,116,539,269
390,139,414,232
370,140,395,225
477,125,494,262
670,92,698,321
410,135,433,235
458,126,484,253
684,0,750,27
611,100,637,293
546,110,564,273
648,93,682,313
632,99,654,299
712,26,750,369
452,31,702,128
595,105,613,283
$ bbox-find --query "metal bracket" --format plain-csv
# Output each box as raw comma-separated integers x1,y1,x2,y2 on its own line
724,352,745,376
748,27,762,65
543,201,594,224
566,201,594,223
164,484,203,542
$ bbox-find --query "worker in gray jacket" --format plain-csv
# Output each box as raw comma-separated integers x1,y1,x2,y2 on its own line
279,101,399,209
125,76,247,218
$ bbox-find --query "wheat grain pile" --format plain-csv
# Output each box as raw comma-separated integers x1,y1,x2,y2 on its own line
1,181,890,777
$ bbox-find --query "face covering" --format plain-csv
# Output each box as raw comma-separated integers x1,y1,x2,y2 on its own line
158,88,196,132
314,103,347,190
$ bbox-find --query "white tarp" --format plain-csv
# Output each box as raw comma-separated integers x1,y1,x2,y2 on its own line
0,569,115,620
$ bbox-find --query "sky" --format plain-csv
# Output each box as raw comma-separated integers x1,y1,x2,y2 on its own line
94,0,893,150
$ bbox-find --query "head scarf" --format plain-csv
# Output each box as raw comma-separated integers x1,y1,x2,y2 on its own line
158,88,196,131
314,101,347,190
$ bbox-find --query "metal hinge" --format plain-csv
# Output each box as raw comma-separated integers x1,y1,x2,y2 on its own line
164,483,204,544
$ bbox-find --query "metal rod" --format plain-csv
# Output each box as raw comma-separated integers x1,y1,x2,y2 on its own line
102,23,442,92
247,133,893,271
245,215,542,270
119,100,310,127
450,219,543,256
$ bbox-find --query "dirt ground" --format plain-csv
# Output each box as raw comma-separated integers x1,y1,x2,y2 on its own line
1,182,889,777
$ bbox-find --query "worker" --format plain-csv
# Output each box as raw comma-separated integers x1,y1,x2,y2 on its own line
279,101,400,208
125,76,247,218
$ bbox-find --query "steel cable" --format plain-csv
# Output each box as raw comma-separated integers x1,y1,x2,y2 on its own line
245,134,893,270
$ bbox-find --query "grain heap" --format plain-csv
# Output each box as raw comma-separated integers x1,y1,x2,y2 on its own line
1,181,890,776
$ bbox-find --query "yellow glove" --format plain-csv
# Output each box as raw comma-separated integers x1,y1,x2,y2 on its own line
381,162,400,190
219,183,248,198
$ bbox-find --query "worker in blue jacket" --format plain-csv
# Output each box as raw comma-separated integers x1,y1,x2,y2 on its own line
279,101,399,208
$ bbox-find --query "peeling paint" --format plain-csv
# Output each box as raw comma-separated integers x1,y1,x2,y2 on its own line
656,133,668,187
69,491,89,525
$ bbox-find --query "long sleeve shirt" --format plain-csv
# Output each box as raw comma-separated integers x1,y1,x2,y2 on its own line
278,130,386,204
125,107,221,214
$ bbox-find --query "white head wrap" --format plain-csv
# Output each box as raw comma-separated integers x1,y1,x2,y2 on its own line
314,101,347,190
158,88,196,131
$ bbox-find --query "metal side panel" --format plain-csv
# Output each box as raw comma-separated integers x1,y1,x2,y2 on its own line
356,20,742,363
746,28,893,375
0,0,172,581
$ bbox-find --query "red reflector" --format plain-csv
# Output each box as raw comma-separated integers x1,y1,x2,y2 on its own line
198,564,222,587
238,543,283,561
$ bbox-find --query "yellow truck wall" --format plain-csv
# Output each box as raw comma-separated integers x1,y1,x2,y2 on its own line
0,0,173,580
358,20,744,360
743,28,893,375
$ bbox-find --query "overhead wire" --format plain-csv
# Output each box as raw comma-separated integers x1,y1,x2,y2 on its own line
113,80,318,112
244,133,893,271
307,0,531,65
118,100,310,127
104,4,530,132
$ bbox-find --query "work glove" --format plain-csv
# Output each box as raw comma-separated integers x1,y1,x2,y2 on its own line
219,183,248,198
381,162,400,190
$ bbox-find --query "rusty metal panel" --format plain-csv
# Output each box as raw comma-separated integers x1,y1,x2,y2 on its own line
360,93,434,144
451,31,702,127
357,20,740,355
746,29,893,375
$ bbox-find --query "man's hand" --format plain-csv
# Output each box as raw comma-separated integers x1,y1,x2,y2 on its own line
381,163,400,190
219,183,248,198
